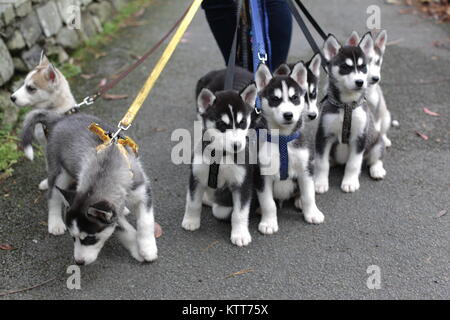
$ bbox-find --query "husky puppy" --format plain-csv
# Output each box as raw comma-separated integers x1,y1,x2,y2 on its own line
11,55,77,190
21,110,157,265
274,53,322,121
314,34,386,194
346,31,391,147
182,75,257,247
253,61,325,235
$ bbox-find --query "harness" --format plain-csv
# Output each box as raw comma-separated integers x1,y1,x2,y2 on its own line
259,129,301,181
327,94,365,144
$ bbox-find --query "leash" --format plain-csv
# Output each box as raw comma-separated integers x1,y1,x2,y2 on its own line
285,0,327,72
71,2,192,113
249,0,270,113
207,0,243,189
90,0,202,151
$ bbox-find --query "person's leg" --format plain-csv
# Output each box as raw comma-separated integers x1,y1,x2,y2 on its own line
202,0,237,65
265,0,292,69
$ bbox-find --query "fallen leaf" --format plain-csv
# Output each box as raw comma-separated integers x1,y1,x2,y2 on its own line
437,210,447,217
94,52,107,59
38,221,48,226
133,8,145,17
226,268,254,278
98,78,107,88
0,244,15,250
154,222,162,238
152,127,166,132
80,74,95,80
423,107,440,116
102,93,128,100
415,131,429,140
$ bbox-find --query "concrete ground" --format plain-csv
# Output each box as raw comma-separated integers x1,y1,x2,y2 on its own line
0,0,449,299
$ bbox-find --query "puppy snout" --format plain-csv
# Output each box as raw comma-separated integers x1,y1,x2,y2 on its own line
75,259,85,266
283,112,293,121
233,141,242,152
307,112,317,120
371,76,380,83
10,95,16,103
355,80,364,88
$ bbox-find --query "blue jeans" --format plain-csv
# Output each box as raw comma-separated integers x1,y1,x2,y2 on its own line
202,0,292,71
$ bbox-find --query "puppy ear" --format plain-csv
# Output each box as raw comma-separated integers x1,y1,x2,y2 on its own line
323,34,341,61
39,52,50,66
345,31,360,47
375,30,387,55
290,61,308,90
273,63,291,76
44,64,58,83
308,53,321,78
197,88,215,114
359,32,374,57
240,82,257,108
255,63,272,92
87,201,116,225
55,186,76,208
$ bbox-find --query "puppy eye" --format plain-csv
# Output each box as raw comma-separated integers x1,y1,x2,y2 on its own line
270,96,281,102
81,235,97,246
26,85,36,94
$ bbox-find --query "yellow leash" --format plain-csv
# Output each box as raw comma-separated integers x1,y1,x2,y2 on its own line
89,0,203,152
121,0,203,128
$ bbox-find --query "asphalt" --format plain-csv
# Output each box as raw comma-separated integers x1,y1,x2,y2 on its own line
0,0,449,299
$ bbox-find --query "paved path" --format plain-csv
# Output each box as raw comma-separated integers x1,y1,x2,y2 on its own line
1,0,449,299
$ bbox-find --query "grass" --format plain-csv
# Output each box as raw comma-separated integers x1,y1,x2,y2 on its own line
0,0,154,177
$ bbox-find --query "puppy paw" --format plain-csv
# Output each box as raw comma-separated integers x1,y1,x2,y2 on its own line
294,197,303,210
258,220,278,235
138,241,158,262
130,247,145,262
383,135,392,148
48,220,66,235
181,217,200,231
341,178,360,193
38,178,48,190
370,163,386,180
304,208,325,224
315,180,329,194
231,229,252,247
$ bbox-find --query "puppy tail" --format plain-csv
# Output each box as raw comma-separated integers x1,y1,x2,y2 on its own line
20,110,62,160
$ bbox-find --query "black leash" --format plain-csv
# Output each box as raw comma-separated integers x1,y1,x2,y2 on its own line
207,0,243,189
294,0,327,41
285,0,327,71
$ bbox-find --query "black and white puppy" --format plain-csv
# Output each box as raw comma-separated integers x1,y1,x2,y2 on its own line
314,34,386,194
21,110,158,265
253,61,325,235
182,73,257,247
274,53,322,121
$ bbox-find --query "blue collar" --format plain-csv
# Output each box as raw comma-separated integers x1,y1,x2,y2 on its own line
262,130,301,180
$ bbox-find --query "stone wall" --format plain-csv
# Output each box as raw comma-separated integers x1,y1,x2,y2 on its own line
0,0,129,89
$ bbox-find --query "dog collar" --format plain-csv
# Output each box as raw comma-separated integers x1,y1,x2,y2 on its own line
261,130,301,180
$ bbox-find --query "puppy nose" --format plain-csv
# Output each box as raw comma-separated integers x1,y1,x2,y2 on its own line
307,112,317,120
372,76,380,83
283,112,293,121
10,95,16,103
75,259,85,266
355,80,364,88
233,142,242,152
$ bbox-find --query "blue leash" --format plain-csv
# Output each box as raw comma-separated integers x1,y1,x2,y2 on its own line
262,130,301,180
249,0,270,113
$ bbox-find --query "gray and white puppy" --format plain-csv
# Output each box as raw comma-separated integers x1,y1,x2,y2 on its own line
314,33,386,194
253,61,325,236
21,110,157,265
182,70,257,247
11,54,77,191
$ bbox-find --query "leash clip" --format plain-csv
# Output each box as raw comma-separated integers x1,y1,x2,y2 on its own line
110,122,131,143
75,95,95,108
